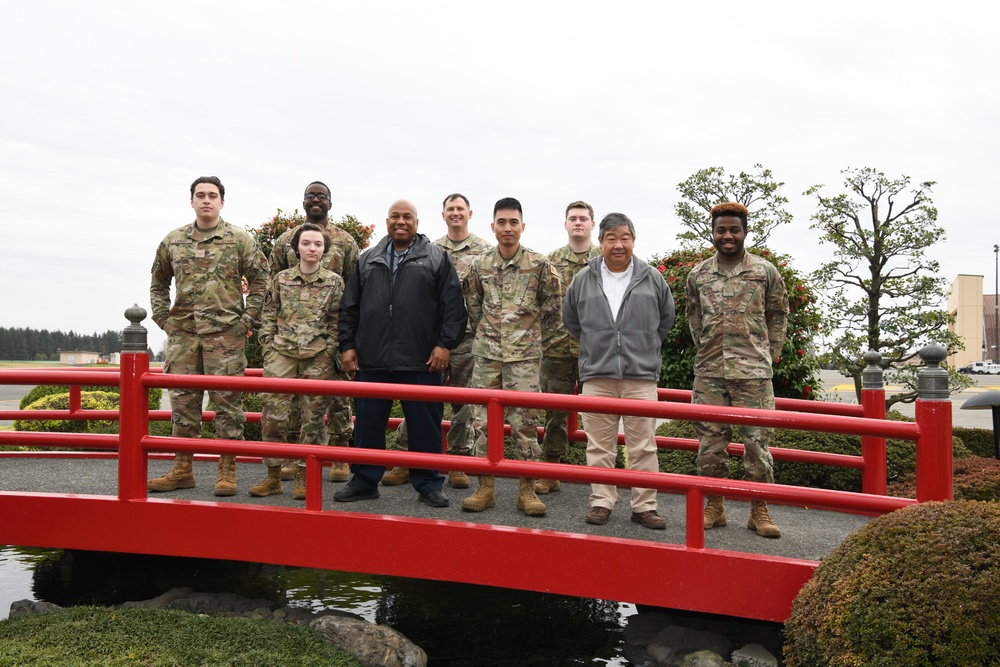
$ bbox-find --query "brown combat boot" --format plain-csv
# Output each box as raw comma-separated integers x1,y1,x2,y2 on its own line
533,456,562,494
703,495,727,529
214,455,237,497
249,466,283,497
279,460,296,481
461,475,496,512
293,466,307,500
747,500,781,538
448,471,471,488
328,440,351,482
517,478,547,517
148,453,195,492
381,466,409,486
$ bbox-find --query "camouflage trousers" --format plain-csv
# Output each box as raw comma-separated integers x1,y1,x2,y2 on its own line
260,349,336,468
470,357,541,461
394,342,475,456
285,357,353,449
164,326,246,441
691,376,775,483
540,355,580,459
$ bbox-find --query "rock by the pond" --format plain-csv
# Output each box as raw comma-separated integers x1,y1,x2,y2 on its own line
680,650,728,667
730,642,778,667
312,615,428,667
8,600,62,617
648,626,731,666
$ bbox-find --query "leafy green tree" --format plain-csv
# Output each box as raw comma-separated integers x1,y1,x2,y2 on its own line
648,246,822,399
674,164,792,250
806,167,968,407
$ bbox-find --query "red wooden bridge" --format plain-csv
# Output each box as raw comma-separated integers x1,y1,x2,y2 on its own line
0,316,953,624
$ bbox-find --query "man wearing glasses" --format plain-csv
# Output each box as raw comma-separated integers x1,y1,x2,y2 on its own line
268,181,360,490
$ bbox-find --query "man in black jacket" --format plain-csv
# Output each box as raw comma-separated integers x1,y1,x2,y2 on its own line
335,199,468,507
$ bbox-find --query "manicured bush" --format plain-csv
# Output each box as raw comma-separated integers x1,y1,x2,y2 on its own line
14,391,120,434
19,384,161,411
889,455,1000,502
784,500,1000,666
953,425,997,459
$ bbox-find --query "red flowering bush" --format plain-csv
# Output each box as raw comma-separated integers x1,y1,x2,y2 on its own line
648,246,822,400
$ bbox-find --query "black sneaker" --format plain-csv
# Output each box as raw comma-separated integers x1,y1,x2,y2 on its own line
333,485,380,502
418,489,450,508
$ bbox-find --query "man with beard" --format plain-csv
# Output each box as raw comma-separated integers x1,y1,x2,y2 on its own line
269,181,360,486
686,202,789,538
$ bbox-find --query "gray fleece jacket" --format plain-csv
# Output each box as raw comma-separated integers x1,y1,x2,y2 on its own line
562,256,675,383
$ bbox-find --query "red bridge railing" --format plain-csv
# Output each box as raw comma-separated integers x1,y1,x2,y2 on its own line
0,308,954,622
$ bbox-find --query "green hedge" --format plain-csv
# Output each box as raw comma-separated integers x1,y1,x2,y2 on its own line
14,391,121,434
785,500,1000,666
19,384,162,411
953,426,997,459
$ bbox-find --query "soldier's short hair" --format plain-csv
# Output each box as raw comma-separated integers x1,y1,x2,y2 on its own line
598,213,635,240
190,176,225,201
710,202,748,229
291,222,331,259
305,181,331,198
565,201,594,221
443,193,470,209
493,197,522,217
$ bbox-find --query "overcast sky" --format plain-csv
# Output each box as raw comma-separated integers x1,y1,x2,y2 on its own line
1,1,995,354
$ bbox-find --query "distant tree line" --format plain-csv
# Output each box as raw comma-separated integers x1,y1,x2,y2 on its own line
0,327,122,361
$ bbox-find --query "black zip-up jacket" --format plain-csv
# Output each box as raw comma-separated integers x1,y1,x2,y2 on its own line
339,233,467,372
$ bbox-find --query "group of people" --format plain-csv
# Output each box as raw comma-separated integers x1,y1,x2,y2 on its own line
147,177,789,538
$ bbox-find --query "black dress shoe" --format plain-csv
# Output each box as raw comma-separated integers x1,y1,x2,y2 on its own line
333,485,380,502
418,489,450,508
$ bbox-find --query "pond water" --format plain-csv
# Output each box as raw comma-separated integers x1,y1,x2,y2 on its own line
0,545,632,666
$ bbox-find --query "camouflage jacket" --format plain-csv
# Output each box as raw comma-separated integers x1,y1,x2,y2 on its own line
685,252,789,379
542,243,600,358
270,220,359,280
464,245,562,362
434,232,493,342
150,219,268,334
259,266,345,360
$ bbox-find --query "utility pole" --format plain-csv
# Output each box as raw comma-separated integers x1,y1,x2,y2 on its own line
994,244,999,363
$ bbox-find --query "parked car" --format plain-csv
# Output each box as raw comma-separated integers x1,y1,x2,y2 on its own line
966,361,1000,375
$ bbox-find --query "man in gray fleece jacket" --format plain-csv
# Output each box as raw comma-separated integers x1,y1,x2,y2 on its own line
562,212,675,529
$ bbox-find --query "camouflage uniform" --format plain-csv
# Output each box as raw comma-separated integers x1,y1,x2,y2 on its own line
686,252,789,482
540,243,600,459
270,221,359,446
464,245,562,461
258,266,345,467
395,232,492,455
150,219,268,440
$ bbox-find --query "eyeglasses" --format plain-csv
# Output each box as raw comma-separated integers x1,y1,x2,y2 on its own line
304,193,330,201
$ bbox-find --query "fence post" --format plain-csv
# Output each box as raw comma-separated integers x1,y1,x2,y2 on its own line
119,305,150,501
861,351,887,494
915,344,953,502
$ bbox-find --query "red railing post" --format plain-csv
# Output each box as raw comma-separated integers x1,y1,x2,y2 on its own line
118,305,150,501
914,345,953,502
860,351,887,495
69,385,82,415
486,398,505,465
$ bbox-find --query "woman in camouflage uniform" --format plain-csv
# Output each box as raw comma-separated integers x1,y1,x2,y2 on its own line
251,223,345,501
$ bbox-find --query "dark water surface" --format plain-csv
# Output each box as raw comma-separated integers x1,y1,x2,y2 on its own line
0,546,630,666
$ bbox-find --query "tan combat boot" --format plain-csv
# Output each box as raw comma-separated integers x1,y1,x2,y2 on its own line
747,500,781,538
148,453,195,492
249,466,283,497
533,456,562,494
703,495,727,529
517,478,547,517
293,466,306,500
279,460,296,481
460,475,496,512
214,455,237,497
329,441,351,482
381,467,409,486
448,471,471,488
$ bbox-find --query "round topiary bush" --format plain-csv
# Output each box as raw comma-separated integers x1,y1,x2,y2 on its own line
19,384,162,411
14,391,121,434
784,500,1000,666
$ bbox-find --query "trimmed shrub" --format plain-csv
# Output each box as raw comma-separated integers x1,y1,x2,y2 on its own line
19,384,162,411
14,391,120,434
784,500,1000,666
889,455,1000,501
953,426,997,459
